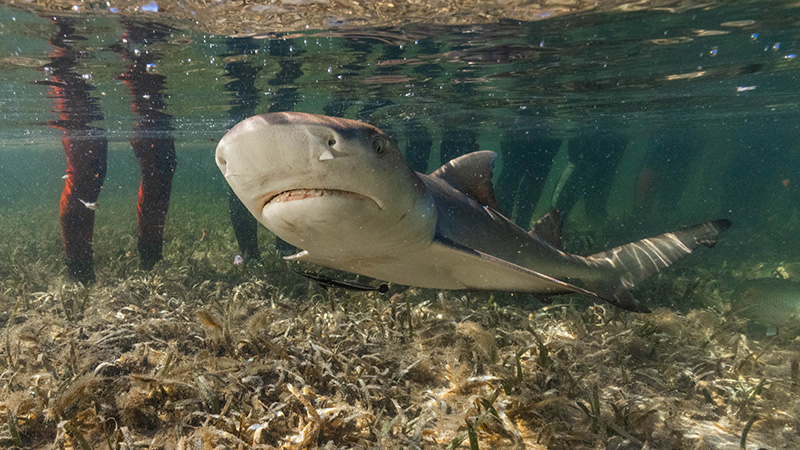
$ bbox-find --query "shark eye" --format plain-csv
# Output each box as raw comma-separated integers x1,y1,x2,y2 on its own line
372,136,387,154
328,139,336,146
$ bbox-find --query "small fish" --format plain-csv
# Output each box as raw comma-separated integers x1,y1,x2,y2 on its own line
732,278,800,335
79,199,98,210
293,268,389,293
233,255,244,266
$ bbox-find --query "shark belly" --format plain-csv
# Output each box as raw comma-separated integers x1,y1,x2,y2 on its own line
294,239,579,294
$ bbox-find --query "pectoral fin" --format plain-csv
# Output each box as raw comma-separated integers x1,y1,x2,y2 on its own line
284,250,309,260
430,236,614,301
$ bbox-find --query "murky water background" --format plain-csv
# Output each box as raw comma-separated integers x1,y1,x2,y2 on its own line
1,0,799,264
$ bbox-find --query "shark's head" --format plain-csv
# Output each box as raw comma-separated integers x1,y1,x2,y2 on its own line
216,112,437,261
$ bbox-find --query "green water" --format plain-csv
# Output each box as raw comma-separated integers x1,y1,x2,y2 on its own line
0,1,798,281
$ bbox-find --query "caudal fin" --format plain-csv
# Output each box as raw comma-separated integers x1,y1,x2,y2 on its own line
585,219,731,312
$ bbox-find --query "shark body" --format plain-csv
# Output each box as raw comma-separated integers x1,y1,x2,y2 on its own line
216,112,730,312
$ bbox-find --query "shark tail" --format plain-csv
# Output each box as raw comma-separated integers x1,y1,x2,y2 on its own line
583,219,731,312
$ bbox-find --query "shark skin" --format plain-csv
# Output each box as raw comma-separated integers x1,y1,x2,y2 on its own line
216,112,730,312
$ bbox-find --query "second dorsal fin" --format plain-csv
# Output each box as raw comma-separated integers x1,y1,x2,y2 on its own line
431,151,500,210
530,210,564,249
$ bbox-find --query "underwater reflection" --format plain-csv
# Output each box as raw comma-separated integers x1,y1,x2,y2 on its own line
496,110,562,229
224,36,305,261
112,19,177,271
34,16,108,283
223,37,263,263
556,127,627,223
35,17,177,281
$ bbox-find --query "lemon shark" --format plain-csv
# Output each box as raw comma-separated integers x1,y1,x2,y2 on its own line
216,112,730,312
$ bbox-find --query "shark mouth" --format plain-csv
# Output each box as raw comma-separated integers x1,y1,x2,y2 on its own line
266,188,366,205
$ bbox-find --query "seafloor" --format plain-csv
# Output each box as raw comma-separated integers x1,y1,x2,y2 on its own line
1,202,799,450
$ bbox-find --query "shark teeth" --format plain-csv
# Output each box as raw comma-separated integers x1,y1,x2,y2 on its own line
268,188,364,204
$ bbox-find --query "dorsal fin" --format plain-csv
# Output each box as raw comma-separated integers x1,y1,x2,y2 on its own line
530,210,564,249
431,151,500,210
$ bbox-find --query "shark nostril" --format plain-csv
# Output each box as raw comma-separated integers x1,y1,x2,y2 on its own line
217,156,227,167
319,136,338,161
